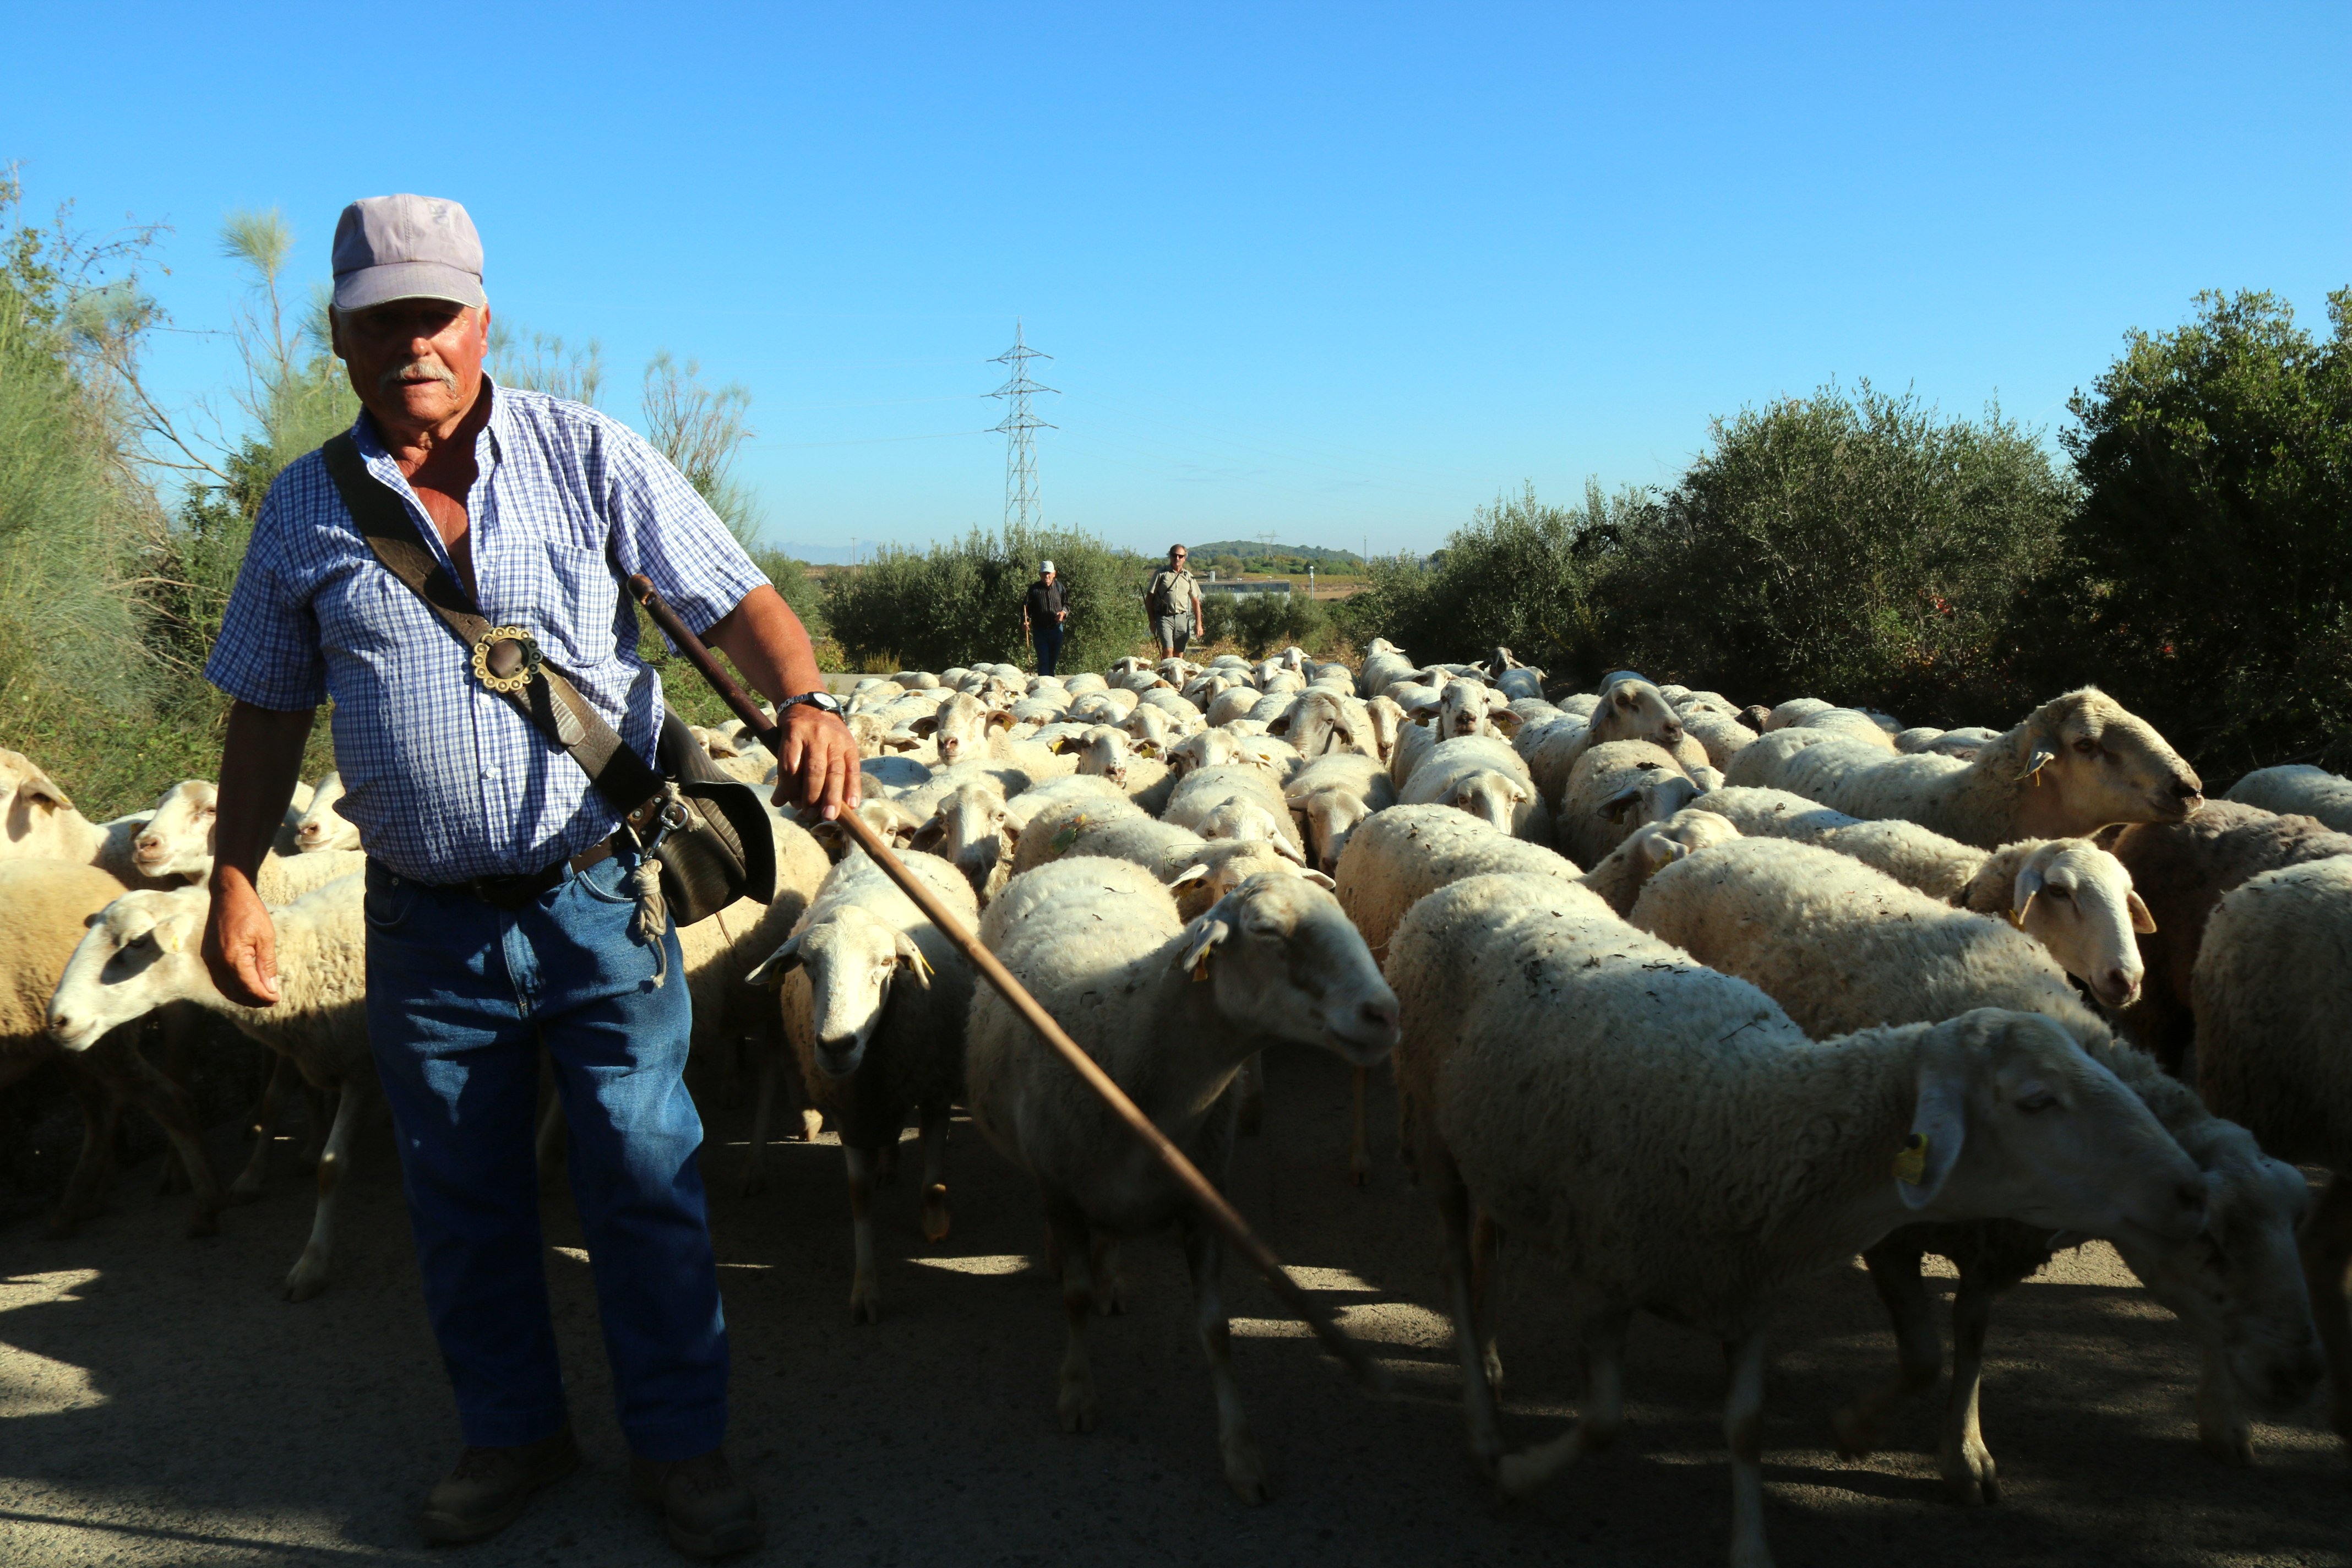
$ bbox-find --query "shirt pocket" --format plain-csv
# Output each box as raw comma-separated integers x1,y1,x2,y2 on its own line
526,540,625,667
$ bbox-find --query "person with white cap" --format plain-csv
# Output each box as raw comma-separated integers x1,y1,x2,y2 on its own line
1022,558,1068,675
199,194,843,1558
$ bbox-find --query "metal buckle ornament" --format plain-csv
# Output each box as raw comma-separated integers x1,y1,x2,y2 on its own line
470,627,542,694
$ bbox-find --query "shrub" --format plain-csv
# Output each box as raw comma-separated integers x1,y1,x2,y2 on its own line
1226,589,1329,657
823,528,1148,674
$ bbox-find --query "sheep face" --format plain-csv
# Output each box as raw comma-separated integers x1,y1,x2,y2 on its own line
751,907,929,1077
295,772,360,853
1283,692,1360,759
916,693,1017,767
1911,1010,2204,1249
1590,677,1685,752
1191,801,1304,861
1,747,75,848
49,886,212,1050
1443,770,1529,836
1065,726,1134,786
1295,790,1371,875
1180,874,1398,1068
1429,682,1498,742
911,782,1018,897
2106,1126,2323,1421
2015,689,2204,831
2010,841,2155,1008
135,780,219,880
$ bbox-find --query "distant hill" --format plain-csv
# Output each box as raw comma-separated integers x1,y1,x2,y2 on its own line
1187,540,1364,565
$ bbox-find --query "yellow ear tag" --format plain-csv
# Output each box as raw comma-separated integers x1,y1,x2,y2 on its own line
160,928,179,954
1191,953,1212,983
1893,1133,1929,1185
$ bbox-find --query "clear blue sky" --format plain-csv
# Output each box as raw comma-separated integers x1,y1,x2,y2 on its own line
8,3,2344,558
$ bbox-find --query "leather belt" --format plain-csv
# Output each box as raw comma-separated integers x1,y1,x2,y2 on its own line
454,830,629,908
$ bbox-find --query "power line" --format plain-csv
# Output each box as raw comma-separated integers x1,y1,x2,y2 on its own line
988,320,1058,532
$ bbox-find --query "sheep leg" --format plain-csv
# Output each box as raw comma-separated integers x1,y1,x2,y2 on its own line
1469,1208,1505,1396
1182,1212,1267,1504
1495,1304,1629,1499
917,1101,951,1243
149,1004,197,1196
1834,1241,1942,1457
231,1054,296,1200
1046,1198,1098,1433
738,1054,779,1197
296,1085,332,1170
1234,1053,1265,1137
1090,1233,1128,1315
1939,1271,2001,1504
1348,1065,1372,1186
2195,1345,2253,1466
2302,1172,2352,1457
119,1039,225,1238
284,1076,366,1303
1434,1172,1505,1468
48,1054,121,1238
873,1128,901,1185
844,1143,881,1324
1723,1330,1773,1568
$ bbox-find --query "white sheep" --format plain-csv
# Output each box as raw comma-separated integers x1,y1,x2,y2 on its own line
1386,871,2206,1567
1358,638,1418,700
2224,764,2352,832
1008,794,1329,917
743,848,978,1322
1558,739,1695,867
1283,753,1395,875
1396,735,1550,845
1628,835,2318,1495
0,750,179,888
49,875,370,1300
292,770,362,852
965,857,1399,1501
2192,854,2352,1464
1724,687,2204,848
1163,765,1306,858
0,861,225,1238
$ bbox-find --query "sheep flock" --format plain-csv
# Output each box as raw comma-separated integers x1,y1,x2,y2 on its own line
6,638,2351,1567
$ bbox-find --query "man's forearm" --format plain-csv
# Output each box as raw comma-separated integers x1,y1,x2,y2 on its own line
214,701,318,889
704,585,824,704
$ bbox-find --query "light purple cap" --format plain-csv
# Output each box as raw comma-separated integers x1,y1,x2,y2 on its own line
331,194,486,312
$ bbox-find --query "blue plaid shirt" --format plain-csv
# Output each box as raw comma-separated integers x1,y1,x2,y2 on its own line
205,383,767,882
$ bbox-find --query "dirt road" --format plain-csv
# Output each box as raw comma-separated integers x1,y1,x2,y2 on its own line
3,1046,2345,1566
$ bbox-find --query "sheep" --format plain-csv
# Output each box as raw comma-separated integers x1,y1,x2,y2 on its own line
907,778,1023,903
2225,764,2352,832
0,861,225,1238
1558,740,1694,868
1283,753,1396,875
1008,795,1328,916
1273,687,1377,760
1520,672,1702,802
1408,679,1515,743
1385,870,2206,1567
910,690,1016,767
1395,734,1550,845
2098,801,2352,1073
1334,805,1581,965
0,751,186,890
965,857,1398,1501
1789,707,1901,749
291,770,363,852
2191,855,2352,1462
894,669,941,690
1725,688,2204,848
1679,708,1760,770
1762,696,1836,731
1682,785,2157,1006
49,875,371,1300
1358,638,1418,700
1495,666,1544,703
740,849,977,1321
1628,836,2318,1496
1163,764,1306,858
1003,772,1134,832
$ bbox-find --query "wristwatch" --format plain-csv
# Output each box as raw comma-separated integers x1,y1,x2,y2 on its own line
777,689,845,717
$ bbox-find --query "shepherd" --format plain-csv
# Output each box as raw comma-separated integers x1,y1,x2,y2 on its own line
1145,543,1204,656
1023,557,1068,674
198,194,858,1559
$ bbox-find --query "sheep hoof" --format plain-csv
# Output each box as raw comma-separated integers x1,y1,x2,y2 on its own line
1057,1385,1098,1434
1481,1347,1504,1397
1940,1446,1999,1505
1348,1155,1371,1188
737,1167,768,1199
1222,1437,1270,1505
849,1278,882,1325
225,1178,264,1205
283,1262,329,1303
1830,1405,1880,1459
796,1109,824,1142
921,1185,950,1243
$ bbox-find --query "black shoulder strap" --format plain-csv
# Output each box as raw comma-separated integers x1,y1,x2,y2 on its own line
319,432,665,819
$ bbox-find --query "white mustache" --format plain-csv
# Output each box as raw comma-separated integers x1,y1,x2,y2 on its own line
380,359,458,393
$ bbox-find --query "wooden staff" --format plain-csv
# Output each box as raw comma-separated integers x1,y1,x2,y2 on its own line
630,575,1389,1393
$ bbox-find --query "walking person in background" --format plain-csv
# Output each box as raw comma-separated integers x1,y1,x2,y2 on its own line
200,195,857,1560
1145,544,1203,656
1023,558,1068,675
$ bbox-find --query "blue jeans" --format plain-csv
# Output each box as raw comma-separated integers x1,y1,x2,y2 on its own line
363,854,727,1460
1033,622,1065,676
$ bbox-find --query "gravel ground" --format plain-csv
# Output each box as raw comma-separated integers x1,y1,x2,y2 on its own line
3,1044,2346,1567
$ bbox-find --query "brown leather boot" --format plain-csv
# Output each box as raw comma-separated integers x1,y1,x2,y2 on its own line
630,1449,763,1559
416,1424,581,1545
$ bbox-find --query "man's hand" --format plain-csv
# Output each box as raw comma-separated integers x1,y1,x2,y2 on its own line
204,871,282,1006
772,703,861,821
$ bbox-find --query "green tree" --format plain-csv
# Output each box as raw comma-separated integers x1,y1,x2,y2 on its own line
823,529,1149,674
2049,289,2352,775
1617,384,2074,722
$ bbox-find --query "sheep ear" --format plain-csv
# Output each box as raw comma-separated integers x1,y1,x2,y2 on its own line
1175,914,1233,979
1266,714,1292,736
20,770,71,811
1898,1069,1968,1210
1598,784,1646,823
2127,890,2158,935
986,710,1017,734
744,935,804,987
2010,861,2045,928
1050,735,1077,754
1298,868,1336,890
1168,863,1212,891
892,931,933,988
2016,742,2057,783
911,818,948,853
1133,739,1159,758
1636,829,1690,875
1489,709,1522,739
1270,835,1306,864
